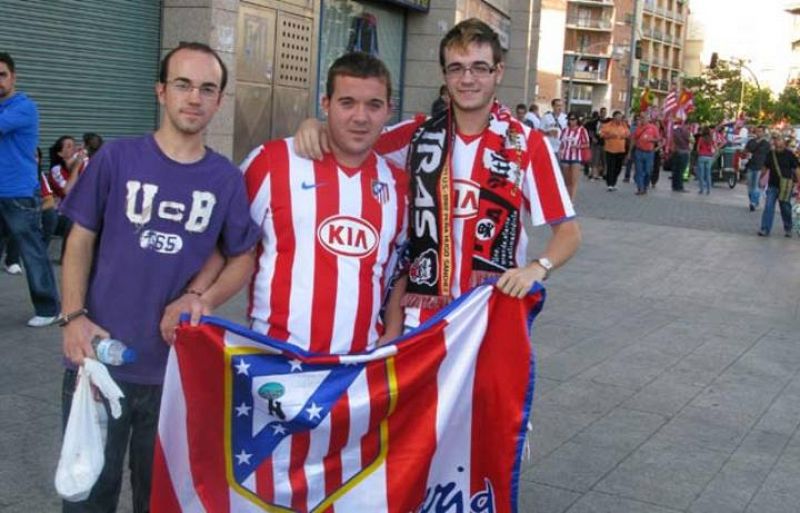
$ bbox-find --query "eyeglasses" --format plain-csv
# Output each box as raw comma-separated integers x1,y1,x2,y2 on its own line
443,62,497,78
166,79,220,99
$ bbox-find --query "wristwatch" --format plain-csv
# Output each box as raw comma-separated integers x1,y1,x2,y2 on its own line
536,257,554,280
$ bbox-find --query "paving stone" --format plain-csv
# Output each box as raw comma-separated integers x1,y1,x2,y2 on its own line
565,491,683,513
516,482,581,513
689,430,790,513
595,437,730,510
656,405,760,453
745,442,800,513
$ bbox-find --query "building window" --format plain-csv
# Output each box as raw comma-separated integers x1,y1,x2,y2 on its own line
319,0,406,121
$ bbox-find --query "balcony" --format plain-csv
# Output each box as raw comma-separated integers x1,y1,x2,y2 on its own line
567,0,614,6
566,16,613,31
564,69,610,83
564,43,613,57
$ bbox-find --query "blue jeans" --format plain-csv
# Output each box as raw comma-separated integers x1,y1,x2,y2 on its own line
62,369,163,513
671,151,690,190
0,196,60,316
696,156,713,193
760,186,793,234
634,149,654,192
747,168,762,207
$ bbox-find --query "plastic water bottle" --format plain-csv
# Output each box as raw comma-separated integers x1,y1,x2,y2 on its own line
92,337,137,366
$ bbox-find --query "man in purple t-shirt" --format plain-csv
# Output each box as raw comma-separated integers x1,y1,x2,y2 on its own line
58,43,261,512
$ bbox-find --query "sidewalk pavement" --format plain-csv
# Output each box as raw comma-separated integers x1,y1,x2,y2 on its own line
2,176,799,512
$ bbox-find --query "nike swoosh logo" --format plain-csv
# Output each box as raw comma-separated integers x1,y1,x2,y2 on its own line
301,181,327,190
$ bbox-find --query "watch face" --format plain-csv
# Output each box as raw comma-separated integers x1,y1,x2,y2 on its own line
539,258,553,270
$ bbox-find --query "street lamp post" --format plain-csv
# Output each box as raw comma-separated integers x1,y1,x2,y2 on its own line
736,59,762,118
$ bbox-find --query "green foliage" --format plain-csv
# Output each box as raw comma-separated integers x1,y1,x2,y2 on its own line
684,60,782,125
774,84,800,124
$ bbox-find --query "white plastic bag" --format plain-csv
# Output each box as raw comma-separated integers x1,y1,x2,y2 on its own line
55,360,125,502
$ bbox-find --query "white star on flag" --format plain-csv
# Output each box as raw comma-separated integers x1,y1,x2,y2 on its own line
305,402,322,421
235,450,252,465
289,359,303,372
235,402,251,417
271,423,287,435
235,359,251,376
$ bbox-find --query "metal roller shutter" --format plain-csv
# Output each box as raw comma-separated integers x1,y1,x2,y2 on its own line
0,0,161,154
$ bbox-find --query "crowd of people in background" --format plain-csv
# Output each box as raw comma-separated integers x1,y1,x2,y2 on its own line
508,95,800,237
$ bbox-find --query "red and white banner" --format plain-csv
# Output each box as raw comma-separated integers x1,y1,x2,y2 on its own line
151,284,545,513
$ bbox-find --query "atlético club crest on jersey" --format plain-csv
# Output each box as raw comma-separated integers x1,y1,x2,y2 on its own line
371,179,389,204
225,348,392,510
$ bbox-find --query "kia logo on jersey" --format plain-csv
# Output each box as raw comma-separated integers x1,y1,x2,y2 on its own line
453,179,480,219
318,215,379,258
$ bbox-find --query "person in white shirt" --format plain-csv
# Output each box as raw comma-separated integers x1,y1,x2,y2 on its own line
541,98,567,153
524,103,541,131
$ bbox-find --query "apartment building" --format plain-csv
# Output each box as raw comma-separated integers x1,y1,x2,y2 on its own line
636,0,689,101
536,0,689,115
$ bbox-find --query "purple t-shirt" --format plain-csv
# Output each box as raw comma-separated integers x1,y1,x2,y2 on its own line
60,135,261,384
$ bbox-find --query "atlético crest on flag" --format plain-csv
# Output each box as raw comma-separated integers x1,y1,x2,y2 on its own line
151,284,546,513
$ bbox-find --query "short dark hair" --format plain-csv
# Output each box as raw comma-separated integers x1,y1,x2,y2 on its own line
326,52,392,101
516,103,527,111
0,52,15,73
159,42,228,92
83,132,104,157
552,98,562,107
529,104,539,112
439,18,503,67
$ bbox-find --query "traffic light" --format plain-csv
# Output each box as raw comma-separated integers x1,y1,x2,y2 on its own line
710,52,718,69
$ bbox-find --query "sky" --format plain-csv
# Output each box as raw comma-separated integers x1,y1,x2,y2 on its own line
689,0,795,93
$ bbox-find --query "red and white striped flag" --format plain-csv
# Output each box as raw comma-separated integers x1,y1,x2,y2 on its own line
151,284,545,513
662,88,678,120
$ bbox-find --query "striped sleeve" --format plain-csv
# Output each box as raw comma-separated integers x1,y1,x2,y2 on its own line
373,114,427,169
240,140,285,228
523,129,575,226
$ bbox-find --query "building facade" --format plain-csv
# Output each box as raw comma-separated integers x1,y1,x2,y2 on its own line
1,0,543,163
636,0,689,102
535,0,689,115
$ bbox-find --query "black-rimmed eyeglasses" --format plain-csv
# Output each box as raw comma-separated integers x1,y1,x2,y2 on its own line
443,62,497,78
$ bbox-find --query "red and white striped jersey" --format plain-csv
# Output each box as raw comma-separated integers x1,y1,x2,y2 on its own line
558,125,590,162
375,117,575,327
48,164,69,199
241,139,409,354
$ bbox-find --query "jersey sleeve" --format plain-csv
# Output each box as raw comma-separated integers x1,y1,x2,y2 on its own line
372,114,427,169
59,145,113,233
522,128,576,226
240,141,282,230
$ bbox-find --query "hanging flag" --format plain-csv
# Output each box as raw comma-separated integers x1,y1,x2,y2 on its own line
662,88,679,120
676,89,695,118
639,87,654,113
151,284,546,513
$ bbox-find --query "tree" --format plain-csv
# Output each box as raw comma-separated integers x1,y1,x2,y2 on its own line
774,84,800,124
683,60,775,125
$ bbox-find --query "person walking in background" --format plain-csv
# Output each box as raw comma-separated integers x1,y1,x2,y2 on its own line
599,110,629,191
542,98,567,154
430,84,449,117
632,114,661,195
584,110,602,181
669,120,692,192
745,125,771,211
758,136,799,237
47,135,82,199
695,126,717,195
524,103,541,130
558,113,590,199
623,112,639,183
0,52,61,327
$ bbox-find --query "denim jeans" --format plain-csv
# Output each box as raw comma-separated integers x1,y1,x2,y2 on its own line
634,149,654,192
747,168,762,207
759,186,793,235
62,369,163,513
696,156,713,193
0,196,60,316
671,151,690,190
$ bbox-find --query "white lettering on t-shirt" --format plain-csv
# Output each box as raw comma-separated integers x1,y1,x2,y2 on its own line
184,191,217,233
124,180,216,234
126,181,159,225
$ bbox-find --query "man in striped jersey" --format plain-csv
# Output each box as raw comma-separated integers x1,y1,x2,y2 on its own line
296,19,582,330
239,52,409,354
